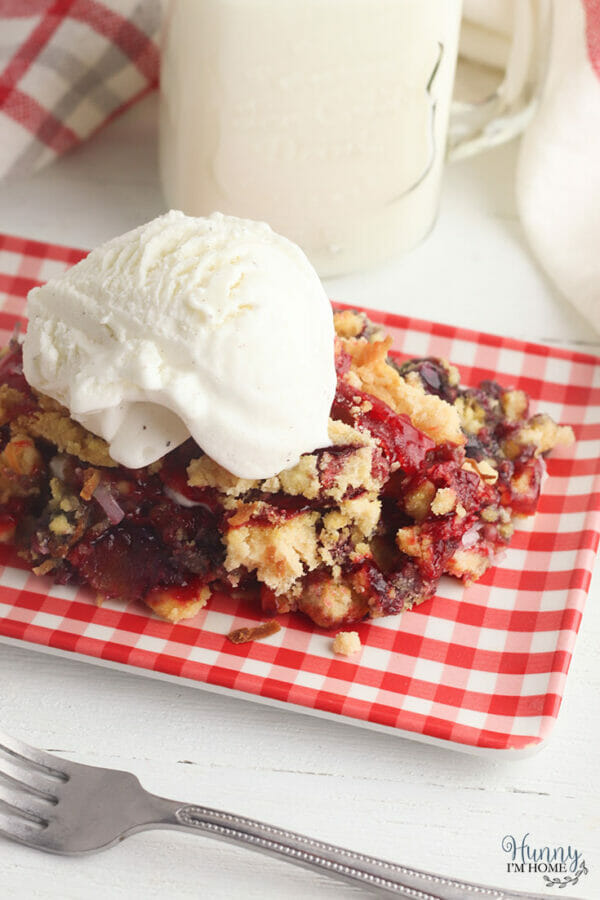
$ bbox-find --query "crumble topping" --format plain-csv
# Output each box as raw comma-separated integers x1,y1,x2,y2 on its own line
396,525,432,560
333,309,385,342
338,495,381,538
264,455,321,498
298,578,368,629
403,480,436,522
431,487,457,516
332,310,367,339
187,417,383,504
224,511,321,593
333,631,362,656
446,548,490,582
0,433,43,503
0,385,29,424
187,455,257,497
14,391,115,467
144,584,211,623
514,414,574,456
455,395,486,435
462,458,499,485
339,333,464,446
0,318,575,632
501,389,528,422
48,512,73,536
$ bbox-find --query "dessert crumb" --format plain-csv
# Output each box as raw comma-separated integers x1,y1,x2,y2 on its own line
333,631,362,656
80,467,100,501
227,620,281,644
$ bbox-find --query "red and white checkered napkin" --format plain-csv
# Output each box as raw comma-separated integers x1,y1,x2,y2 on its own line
0,1,160,179
1,233,599,754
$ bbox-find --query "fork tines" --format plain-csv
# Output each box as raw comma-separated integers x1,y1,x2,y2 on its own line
0,732,68,839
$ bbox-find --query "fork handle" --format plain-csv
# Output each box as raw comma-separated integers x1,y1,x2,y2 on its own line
153,801,569,899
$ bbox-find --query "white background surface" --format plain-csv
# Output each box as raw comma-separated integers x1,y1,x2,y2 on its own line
0,95,598,900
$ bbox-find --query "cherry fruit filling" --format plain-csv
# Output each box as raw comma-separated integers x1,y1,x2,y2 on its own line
0,313,573,628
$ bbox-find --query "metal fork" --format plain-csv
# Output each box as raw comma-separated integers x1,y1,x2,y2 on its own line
0,731,577,900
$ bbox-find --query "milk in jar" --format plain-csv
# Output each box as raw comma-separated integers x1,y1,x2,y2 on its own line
160,0,463,276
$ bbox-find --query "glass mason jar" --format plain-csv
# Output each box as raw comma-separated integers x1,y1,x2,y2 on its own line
160,0,549,276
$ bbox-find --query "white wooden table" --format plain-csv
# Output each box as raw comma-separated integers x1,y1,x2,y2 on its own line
0,95,598,900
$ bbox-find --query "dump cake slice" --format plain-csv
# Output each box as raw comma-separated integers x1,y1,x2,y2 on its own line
0,310,573,627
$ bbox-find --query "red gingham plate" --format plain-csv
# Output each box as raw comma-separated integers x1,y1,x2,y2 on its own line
0,233,599,755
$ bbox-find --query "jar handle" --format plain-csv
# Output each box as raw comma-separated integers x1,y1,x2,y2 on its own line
447,0,552,161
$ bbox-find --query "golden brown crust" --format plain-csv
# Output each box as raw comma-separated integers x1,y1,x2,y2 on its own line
333,310,366,339
430,487,457,516
340,335,465,446
0,433,44,503
403,480,436,522
224,512,321,594
455,395,486,435
13,393,116,467
0,384,28,425
188,418,384,505
501,389,528,422
79,468,101,501
332,631,362,656
515,414,574,455
462,458,499,485
395,525,432,560
227,620,281,644
143,584,211,623
446,549,490,583
298,579,369,629
187,455,256,496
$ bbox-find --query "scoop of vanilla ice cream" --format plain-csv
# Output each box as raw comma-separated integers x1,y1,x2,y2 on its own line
23,210,336,478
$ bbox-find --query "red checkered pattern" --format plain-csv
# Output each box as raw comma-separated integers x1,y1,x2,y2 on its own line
0,0,160,179
583,0,600,78
0,233,598,753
